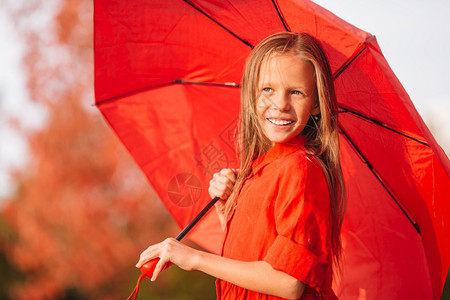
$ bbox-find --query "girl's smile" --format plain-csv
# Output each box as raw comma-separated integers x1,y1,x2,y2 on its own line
257,53,318,144
267,118,294,125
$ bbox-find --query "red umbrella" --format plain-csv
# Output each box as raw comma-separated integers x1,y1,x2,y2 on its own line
93,0,450,298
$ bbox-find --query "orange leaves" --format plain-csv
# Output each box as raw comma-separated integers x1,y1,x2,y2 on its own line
0,0,172,298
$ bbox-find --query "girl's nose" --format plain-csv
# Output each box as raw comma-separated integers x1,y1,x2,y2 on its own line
272,92,290,112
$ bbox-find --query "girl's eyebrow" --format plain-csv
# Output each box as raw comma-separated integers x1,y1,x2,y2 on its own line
258,81,271,88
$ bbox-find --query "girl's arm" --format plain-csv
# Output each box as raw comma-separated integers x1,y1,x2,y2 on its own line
136,238,305,300
196,247,305,299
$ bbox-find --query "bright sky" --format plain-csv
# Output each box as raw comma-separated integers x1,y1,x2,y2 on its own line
0,1,449,202
0,7,28,200
0,3,49,201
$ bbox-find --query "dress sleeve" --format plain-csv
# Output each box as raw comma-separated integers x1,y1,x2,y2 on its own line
263,154,332,291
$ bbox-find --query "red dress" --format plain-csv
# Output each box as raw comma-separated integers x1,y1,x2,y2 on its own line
216,135,337,299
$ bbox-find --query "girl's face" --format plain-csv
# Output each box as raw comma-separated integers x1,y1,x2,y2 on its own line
256,53,319,144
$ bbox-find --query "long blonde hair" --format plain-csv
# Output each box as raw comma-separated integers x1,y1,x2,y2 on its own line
226,32,346,270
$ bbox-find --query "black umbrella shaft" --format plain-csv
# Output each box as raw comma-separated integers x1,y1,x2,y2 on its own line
176,197,220,241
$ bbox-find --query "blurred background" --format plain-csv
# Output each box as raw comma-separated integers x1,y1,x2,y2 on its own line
0,0,448,299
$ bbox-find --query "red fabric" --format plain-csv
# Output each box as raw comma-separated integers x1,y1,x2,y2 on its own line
94,1,450,298
216,135,337,299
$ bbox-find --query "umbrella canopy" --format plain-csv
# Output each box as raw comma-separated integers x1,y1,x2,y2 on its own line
94,0,450,298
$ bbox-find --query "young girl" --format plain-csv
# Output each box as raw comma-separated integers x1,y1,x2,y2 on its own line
136,32,345,300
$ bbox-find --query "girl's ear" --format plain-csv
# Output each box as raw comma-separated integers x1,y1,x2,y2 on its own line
311,104,320,116
312,88,320,115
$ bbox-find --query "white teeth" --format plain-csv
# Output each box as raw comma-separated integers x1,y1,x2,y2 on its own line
268,118,294,125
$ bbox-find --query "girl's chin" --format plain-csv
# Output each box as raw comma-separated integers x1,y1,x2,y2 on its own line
266,134,296,144
262,123,306,144
264,128,304,144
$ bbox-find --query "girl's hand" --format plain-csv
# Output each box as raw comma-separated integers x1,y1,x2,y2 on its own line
208,168,239,200
209,168,239,228
136,238,199,281
136,239,305,299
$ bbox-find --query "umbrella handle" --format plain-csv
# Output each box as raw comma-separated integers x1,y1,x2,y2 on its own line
140,258,173,277
127,259,173,300
127,197,220,300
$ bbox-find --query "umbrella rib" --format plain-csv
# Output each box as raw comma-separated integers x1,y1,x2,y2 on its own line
339,126,421,235
271,0,291,31
95,80,240,106
183,0,253,49
333,43,367,80
174,79,241,87
338,106,429,146
334,43,429,147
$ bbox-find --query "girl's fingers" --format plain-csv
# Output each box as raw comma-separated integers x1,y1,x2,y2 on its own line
216,176,236,192
219,168,238,183
137,238,199,282
136,242,162,267
136,251,148,267
208,168,240,199
212,169,237,184
214,180,233,195
209,182,232,199
151,258,167,281
136,252,151,268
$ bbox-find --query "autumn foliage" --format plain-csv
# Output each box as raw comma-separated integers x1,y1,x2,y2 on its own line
0,1,215,299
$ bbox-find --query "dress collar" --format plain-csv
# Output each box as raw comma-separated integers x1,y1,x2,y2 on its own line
251,134,306,175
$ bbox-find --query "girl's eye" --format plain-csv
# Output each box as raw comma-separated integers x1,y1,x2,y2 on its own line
262,87,272,93
292,90,303,95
